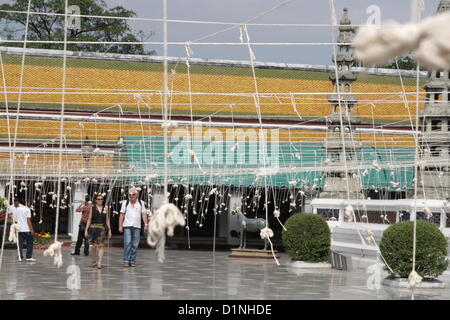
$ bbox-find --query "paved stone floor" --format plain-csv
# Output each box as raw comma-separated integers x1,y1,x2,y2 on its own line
1,247,449,300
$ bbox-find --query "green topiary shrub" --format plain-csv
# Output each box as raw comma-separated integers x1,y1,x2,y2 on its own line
379,220,448,279
282,213,331,262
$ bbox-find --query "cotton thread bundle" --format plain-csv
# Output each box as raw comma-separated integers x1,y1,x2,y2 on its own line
365,229,375,244
260,227,280,266
272,209,287,231
408,270,423,290
147,203,185,263
8,223,20,243
43,241,63,268
353,11,450,70
423,207,433,219
344,205,355,222
372,160,381,171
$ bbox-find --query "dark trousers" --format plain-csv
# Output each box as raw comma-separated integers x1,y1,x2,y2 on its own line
18,232,33,259
74,223,89,255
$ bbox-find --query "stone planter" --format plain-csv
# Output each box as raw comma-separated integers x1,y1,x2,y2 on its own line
287,260,332,269
382,277,446,289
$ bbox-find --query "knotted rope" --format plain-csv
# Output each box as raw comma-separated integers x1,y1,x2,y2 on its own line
43,241,63,268
353,11,450,70
260,227,280,266
147,203,185,263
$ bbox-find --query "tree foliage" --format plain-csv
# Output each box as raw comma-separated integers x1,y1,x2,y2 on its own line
381,55,422,71
0,0,156,55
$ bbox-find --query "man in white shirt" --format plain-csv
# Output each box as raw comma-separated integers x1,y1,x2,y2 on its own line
9,198,35,262
118,188,148,267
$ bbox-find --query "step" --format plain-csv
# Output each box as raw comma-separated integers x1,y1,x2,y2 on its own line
331,240,379,258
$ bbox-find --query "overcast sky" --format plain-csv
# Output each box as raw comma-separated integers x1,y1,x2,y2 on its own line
0,0,443,65
106,0,442,64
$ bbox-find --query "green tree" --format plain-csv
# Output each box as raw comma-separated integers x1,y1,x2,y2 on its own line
0,0,156,55
381,55,421,71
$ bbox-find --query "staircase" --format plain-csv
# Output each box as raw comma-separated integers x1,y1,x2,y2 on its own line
329,222,387,270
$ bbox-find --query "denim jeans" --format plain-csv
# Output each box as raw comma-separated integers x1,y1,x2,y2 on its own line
74,222,89,255
123,227,141,264
18,232,33,259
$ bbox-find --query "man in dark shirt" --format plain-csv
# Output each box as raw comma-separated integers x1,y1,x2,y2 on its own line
71,195,92,256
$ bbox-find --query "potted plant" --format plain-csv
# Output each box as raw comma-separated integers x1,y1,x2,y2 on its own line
282,213,331,268
380,220,448,288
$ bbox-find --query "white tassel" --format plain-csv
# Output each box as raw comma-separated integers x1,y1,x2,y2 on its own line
184,194,193,200
43,241,63,268
260,227,280,266
423,207,433,219
324,158,332,165
185,41,194,57
372,160,381,171
8,223,20,243
415,12,450,70
353,11,450,70
273,210,280,218
288,180,297,186
365,229,374,244
408,270,423,290
344,205,355,222
161,121,178,129
147,204,185,263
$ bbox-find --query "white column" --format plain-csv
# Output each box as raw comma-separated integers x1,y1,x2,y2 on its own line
70,184,87,242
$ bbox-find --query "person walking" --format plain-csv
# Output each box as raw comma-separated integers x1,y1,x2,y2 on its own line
118,188,148,267
84,193,111,269
9,198,35,262
71,195,91,256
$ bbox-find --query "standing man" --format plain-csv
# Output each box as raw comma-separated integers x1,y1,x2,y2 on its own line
71,195,92,256
9,198,35,262
118,188,148,267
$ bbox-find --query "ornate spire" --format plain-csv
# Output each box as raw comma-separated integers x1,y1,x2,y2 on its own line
339,8,352,32
330,8,357,88
437,0,450,13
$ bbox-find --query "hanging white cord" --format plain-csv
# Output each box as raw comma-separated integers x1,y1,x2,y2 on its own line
162,0,169,205
46,0,69,268
0,44,16,270
241,25,279,266
0,0,33,265
409,0,424,294
184,41,195,249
